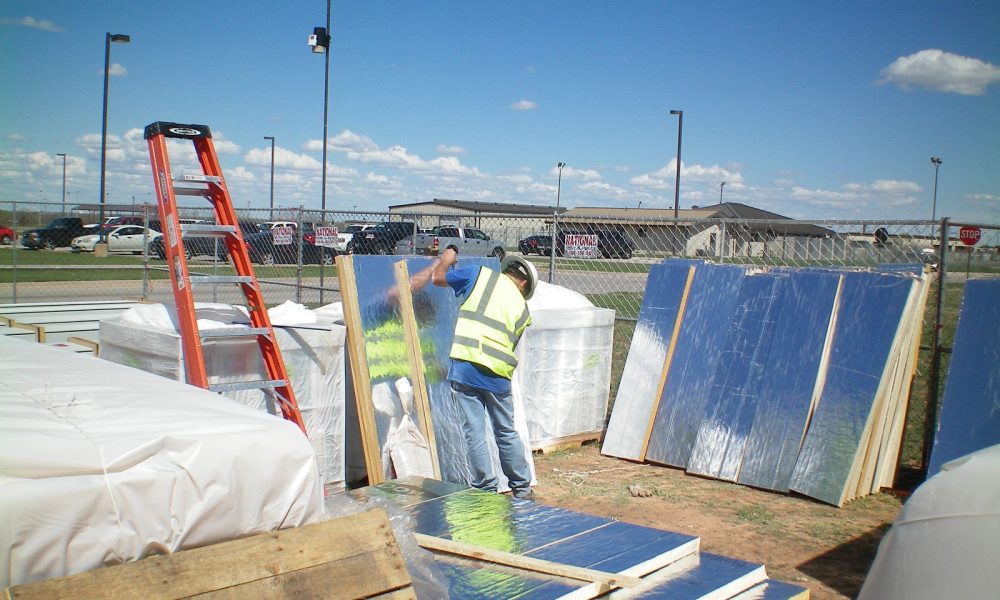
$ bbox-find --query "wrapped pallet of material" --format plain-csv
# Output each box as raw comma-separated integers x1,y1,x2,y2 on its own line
513,281,616,449
99,302,347,490
0,336,321,589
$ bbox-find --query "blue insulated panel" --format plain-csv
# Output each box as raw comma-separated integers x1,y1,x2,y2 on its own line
645,263,748,468
603,260,700,460
403,256,503,486
612,552,766,599
737,271,841,491
434,560,579,599
687,273,788,481
527,520,697,573
927,278,1000,475
350,256,416,464
789,271,914,505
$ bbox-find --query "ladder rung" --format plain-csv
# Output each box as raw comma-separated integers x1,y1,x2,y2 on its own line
209,379,288,393
181,224,237,236
174,188,212,197
177,174,223,183
199,327,271,339
190,275,256,285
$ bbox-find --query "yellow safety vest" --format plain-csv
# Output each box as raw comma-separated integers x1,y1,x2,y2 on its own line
450,267,531,379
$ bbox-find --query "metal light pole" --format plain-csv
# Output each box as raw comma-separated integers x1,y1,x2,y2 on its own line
548,162,566,283
669,109,683,219
264,136,275,220
930,157,942,222
309,0,332,214
57,153,67,216
719,181,726,203
99,32,130,239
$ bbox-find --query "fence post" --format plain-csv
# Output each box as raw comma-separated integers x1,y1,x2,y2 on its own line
548,211,558,283
10,202,18,303
921,216,949,472
295,206,304,304
142,204,151,301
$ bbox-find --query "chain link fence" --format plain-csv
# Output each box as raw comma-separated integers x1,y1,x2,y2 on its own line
2,199,998,471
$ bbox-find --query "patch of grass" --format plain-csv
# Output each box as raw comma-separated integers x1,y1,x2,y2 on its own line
736,504,776,526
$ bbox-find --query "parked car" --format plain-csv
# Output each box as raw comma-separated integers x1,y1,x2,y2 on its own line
0,225,15,245
148,219,260,260
246,222,337,265
336,224,374,253
518,235,553,256
71,225,162,254
555,230,636,259
20,217,87,249
351,221,416,255
398,226,506,259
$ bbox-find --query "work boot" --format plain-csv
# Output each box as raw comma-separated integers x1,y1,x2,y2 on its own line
511,487,535,501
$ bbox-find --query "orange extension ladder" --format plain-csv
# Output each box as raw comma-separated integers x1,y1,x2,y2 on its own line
144,121,306,434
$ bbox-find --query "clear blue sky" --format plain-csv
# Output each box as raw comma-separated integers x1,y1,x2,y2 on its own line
2,1,998,223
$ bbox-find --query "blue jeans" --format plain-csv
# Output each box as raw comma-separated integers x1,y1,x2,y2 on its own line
450,381,532,494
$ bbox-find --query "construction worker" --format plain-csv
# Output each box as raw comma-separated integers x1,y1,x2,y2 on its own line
431,248,538,500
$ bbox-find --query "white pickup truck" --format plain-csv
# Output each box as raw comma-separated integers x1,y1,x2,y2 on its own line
396,226,506,259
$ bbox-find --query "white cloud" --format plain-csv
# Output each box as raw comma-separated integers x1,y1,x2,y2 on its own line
245,146,321,170
108,63,128,77
510,100,538,111
552,165,601,181
6,133,27,142
879,49,1000,95
436,144,465,155
0,16,62,32
631,160,744,190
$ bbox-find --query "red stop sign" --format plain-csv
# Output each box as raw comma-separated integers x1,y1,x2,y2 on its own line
959,226,982,246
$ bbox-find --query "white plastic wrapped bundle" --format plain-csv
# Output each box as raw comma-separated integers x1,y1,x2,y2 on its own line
99,303,347,488
513,306,616,447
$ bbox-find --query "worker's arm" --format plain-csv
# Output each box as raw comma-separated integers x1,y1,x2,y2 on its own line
431,248,458,287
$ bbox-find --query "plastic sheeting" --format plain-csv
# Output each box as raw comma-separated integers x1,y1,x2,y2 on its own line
513,306,615,448
858,444,1000,600
926,278,1000,476
99,302,347,488
0,336,321,589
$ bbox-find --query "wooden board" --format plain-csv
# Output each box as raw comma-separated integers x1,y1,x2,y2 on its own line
4,509,414,600
337,255,386,483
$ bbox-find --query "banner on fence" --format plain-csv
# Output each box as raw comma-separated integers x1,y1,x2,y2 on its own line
565,233,599,258
315,226,338,248
273,226,294,246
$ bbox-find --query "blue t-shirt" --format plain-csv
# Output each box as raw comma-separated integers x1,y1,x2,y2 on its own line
445,265,512,395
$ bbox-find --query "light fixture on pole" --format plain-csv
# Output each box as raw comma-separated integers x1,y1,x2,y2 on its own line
57,153,67,216
99,32,130,240
264,136,276,220
669,109,683,219
930,157,942,222
548,162,566,283
308,1,332,214
719,181,726,203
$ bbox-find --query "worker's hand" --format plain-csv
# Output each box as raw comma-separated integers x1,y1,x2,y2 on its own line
439,247,458,267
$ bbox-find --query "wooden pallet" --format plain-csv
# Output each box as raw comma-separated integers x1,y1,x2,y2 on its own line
532,431,603,455
3,509,414,600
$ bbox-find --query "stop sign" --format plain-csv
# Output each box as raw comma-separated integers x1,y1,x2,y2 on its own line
959,226,982,246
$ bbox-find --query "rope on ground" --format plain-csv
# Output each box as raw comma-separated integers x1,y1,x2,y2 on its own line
549,465,645,487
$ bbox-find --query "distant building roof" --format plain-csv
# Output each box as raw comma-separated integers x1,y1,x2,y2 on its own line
561,203,833,237
389,198,565,216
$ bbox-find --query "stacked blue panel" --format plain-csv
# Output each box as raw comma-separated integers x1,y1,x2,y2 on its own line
789,271,913,505
737,271,842,491
645,263,748,468
602,260,699,460
927,278,1000,475
687,272,789,481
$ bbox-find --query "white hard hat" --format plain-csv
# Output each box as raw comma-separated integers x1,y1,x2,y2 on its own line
500,255,539,300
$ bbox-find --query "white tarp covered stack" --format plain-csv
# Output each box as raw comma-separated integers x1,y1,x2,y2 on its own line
99,301,347,489
859,443,1000,599
514,281,616,448
0,336,321,589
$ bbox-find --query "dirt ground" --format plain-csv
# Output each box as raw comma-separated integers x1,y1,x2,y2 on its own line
530,442,905,599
